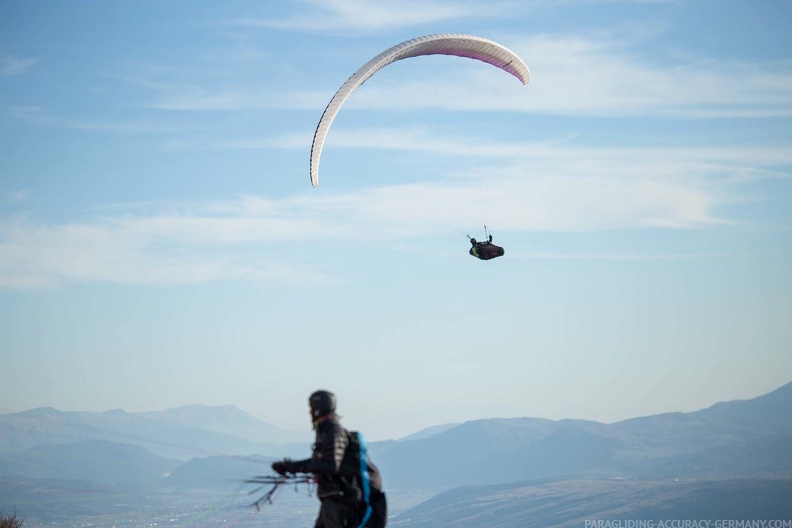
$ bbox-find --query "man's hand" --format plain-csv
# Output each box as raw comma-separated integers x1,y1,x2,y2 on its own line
272,459,300,475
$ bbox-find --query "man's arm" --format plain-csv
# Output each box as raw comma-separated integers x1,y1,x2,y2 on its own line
272,427,348,475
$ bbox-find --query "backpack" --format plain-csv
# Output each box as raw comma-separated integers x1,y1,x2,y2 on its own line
340,431,387,528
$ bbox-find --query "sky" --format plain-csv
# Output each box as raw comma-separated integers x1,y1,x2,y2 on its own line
1,0,791,442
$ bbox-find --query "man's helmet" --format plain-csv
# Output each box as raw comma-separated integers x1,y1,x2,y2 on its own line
309,390,336,420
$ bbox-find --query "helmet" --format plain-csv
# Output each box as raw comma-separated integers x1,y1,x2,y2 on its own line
309,390,336,420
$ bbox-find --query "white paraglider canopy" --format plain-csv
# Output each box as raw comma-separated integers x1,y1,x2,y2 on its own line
309,33,531,188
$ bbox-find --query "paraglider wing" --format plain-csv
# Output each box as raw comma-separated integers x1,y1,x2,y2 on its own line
309,33,531,187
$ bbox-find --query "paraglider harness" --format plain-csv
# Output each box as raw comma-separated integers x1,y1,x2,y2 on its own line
246,431,387,528
468,226,505,260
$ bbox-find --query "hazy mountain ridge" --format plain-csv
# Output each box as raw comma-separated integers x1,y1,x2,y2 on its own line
1,382,790,526
164,453,276,488
0,405,307,460
0,439,180,485
376,381,792,487
3,383,790,488
391,474,792,527
138,404,296,441
397,423,460,442
630,434,792,477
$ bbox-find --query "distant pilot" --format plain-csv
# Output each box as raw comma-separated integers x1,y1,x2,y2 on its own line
469,233,504,260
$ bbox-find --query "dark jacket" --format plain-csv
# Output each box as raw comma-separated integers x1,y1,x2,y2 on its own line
294,415,351,500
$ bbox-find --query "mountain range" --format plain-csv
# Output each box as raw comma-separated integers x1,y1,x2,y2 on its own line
390,474,792,527
1,381,790,526
372,380,792,488
0,404,308,460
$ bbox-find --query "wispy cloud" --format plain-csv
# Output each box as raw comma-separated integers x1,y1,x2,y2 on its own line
228,123,792,186
4,106,183,134
3,190,29,203
513,34,792,118
322,33,792,118
324,175,726,233
0,214,336,289
1,56,36,76
143,87,324,112
231,0,666,33
136,32,792,118
1,134,779,288
353,126,792,167
233,0,500,32
4,106,55,124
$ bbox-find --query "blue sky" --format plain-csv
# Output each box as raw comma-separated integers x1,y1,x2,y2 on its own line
1,0,791,441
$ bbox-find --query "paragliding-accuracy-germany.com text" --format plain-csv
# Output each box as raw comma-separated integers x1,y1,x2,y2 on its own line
584,520,792,528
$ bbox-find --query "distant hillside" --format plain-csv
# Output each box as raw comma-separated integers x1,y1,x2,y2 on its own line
397,423,460,442
164,453,276,489
140,404,302,443
377,381,792,488
391,474,792,527
0,440,179,485
2,382,790,498
0,405,307,460
376,417,560,487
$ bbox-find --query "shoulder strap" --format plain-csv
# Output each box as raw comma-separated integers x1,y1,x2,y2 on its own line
354,432,373,528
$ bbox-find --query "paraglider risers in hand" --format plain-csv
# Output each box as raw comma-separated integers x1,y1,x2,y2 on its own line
245,474,316,511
